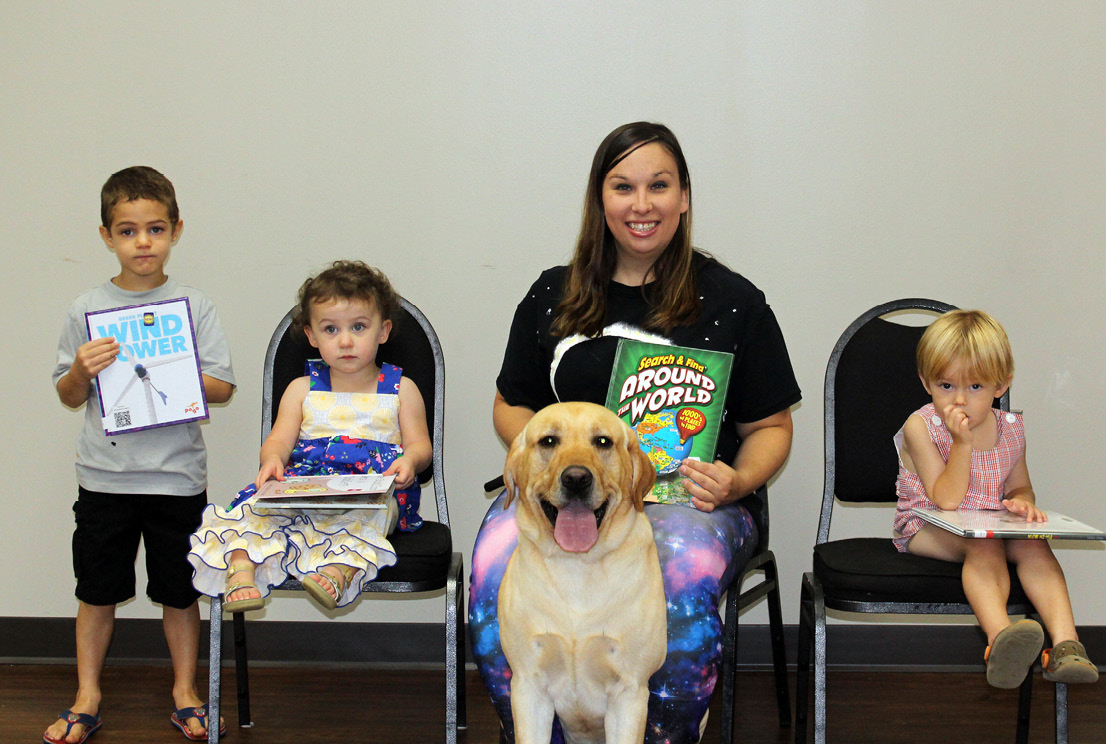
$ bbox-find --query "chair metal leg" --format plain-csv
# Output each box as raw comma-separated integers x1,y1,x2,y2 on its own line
794,572,826,744
764,553,792,728
233,610,253,727
719,586,739,744
811,582,827,744
207,597,223,744
445,552,464,744
456,556,467,730
1015,666,1033,744
793,582,811,744
1055,682,1068,744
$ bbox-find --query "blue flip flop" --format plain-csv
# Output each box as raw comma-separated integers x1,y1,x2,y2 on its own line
43,709,101,744
170,704,227,741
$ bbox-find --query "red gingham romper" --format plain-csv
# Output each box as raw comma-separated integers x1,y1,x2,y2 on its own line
893,402,1025,552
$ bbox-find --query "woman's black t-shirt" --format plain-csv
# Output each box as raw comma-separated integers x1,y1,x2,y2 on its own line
496,252,802,465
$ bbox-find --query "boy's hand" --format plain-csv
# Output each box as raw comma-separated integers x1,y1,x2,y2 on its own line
72,337,120,384
1003,497,1047,523
383,458,416,489
942,404,974,445
254,458,286,489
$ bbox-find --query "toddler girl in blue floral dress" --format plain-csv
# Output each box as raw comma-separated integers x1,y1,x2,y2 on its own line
189,261,431,610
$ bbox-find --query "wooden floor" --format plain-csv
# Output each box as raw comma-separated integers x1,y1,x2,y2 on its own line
11,663,1105,743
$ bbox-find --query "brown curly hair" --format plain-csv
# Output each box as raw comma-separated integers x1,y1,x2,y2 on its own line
294,260,401,332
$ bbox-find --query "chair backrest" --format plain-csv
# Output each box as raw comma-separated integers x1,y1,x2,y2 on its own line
818,299,1009,544
260,297,450,527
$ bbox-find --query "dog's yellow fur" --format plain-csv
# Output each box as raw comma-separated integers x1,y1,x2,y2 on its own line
500,402,667,744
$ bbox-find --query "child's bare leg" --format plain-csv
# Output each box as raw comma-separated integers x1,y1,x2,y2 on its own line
960,539,1016,643
1005,539,1078,643
44,602,114,743
164,601,224,737
907,526,1011,641
225,548,261,603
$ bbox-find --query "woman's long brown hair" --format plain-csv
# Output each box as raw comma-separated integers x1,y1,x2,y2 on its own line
552,122,698,337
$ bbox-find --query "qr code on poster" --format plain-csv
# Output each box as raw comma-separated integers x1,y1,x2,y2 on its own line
113,409,133,429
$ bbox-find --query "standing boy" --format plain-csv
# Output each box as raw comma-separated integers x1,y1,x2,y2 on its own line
47,166,235,743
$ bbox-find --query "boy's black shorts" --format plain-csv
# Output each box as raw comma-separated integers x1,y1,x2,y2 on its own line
72,486,206,609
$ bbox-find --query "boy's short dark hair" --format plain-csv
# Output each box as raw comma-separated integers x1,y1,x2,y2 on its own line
294,260,402,332
101,166,179,228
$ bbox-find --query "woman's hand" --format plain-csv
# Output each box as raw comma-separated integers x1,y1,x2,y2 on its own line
680,458,747,512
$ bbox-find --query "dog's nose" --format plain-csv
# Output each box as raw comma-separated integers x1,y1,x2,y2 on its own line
560,466,593,497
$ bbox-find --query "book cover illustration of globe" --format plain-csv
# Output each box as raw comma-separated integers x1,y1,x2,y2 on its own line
605,341,733,506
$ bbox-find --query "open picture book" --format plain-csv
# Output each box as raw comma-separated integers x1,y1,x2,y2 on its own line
251,474,395,509
911,506,1105,540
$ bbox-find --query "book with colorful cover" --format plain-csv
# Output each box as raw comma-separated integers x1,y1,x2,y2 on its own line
605,340,733,505
251,474,396,509
85,298,208,435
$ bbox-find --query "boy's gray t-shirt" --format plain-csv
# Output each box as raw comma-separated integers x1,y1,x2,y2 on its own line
54,278,236,496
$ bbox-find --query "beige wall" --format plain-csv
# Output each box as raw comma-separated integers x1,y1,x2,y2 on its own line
4,2,1103,628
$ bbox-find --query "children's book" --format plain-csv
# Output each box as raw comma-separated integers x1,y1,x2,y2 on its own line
85,298,208,435
251,474,396,509
911,507,1105,540
605,340,733,505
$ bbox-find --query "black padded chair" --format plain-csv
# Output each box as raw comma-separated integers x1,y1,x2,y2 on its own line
794,298,1068,744
206,298,465,744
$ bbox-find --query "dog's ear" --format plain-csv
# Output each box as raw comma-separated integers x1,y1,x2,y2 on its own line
503,425,529,508
626,428,656,511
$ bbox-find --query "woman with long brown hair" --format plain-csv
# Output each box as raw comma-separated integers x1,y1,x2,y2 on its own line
471,122,801,743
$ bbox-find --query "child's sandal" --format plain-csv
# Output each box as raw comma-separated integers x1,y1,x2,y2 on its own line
1042,640,1099,684
985,619,1044,689
223,563,265,613
303,565,356,611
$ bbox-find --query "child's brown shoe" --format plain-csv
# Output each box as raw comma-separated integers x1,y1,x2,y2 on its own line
1042,640,1099,684
985,619,1044,689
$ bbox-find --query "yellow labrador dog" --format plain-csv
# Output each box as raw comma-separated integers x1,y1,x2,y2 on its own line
500,402,667,744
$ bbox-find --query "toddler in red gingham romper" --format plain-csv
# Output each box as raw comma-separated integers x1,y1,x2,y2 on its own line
893,402,1024,552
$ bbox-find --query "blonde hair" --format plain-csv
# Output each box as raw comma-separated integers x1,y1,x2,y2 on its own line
917,309,1014,387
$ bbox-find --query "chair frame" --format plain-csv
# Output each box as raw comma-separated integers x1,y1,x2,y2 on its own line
205,297,465,744
794,298,1068,744
719,484,792,742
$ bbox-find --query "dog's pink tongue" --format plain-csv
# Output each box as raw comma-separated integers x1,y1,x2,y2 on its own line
553,501,599,553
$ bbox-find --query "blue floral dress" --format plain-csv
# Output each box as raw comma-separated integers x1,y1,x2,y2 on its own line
188,361,420,607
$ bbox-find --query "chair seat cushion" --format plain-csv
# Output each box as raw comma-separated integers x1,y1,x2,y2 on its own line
814,537,1030,606
370,520,453,585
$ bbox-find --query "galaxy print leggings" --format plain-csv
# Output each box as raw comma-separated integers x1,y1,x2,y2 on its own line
468,491,758,744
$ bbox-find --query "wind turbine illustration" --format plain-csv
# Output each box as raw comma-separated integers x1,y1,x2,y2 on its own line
109,352,193,425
